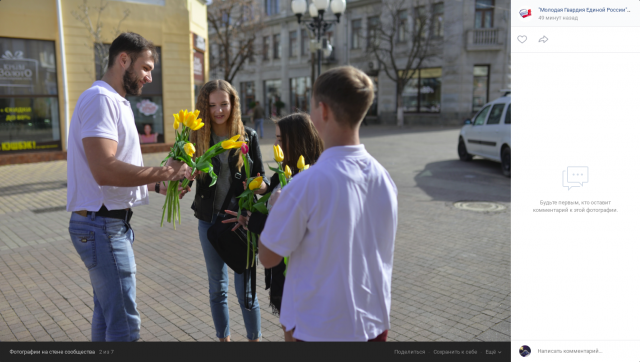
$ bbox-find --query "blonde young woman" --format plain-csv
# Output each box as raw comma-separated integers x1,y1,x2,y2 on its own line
190,80,268,342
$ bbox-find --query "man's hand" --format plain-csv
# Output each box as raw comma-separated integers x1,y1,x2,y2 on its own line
166,158,192,181
158,182,191,199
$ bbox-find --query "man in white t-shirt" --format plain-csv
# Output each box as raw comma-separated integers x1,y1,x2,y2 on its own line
66,33,192,342
259,66,398,341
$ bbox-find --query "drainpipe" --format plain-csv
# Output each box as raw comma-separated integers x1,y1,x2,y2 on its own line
56,0,70,150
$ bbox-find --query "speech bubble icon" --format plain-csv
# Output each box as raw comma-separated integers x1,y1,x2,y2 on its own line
567,166,588,186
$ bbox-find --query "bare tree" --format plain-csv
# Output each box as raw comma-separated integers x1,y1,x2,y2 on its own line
208,0,265,83
72,0,130,80
366,0,436,127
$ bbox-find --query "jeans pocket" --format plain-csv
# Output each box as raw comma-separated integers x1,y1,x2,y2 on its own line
106,220,128,239
69,229,97,270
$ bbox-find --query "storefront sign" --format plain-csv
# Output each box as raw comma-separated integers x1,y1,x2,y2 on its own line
0,51,39,90
136,99,158,116
193,50,204,83
193,33,207,53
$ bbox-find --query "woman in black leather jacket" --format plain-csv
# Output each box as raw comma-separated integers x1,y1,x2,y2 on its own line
190,80,268,342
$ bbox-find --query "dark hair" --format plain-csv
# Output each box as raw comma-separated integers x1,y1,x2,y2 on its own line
313,66,374,128
108,32,158,68
275,113,324,175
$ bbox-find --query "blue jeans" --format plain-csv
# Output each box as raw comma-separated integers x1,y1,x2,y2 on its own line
69,212,140,342
198,218,261,340
254,118,264,138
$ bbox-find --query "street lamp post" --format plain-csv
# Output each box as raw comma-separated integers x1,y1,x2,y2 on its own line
292,0,346,81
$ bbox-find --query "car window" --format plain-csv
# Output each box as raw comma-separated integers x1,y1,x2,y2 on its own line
474,106,491,126
486,104,506,125
505,104,511,124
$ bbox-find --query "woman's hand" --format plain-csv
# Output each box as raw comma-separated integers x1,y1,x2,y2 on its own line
222,210,252,231
253,172,268,195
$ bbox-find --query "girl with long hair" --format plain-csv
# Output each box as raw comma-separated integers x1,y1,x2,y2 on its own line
190,79,268,342
224,112,323,341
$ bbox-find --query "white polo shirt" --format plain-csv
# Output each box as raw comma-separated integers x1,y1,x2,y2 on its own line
261,144,398,341
66,81,148,212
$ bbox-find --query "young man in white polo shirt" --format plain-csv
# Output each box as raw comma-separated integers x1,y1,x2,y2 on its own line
259,66,398,341
66,33,192,342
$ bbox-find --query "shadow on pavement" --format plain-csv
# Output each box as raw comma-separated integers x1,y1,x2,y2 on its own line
415,159,511,203
359,125,460,139
0,180,67,197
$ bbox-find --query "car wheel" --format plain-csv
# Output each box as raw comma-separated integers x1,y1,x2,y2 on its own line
458,137,473,161
501,146,511,178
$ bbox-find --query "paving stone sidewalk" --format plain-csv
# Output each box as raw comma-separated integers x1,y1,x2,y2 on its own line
0,124,510,342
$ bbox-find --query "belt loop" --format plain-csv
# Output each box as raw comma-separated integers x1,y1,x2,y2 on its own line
90,212,96,221
125,209,130,223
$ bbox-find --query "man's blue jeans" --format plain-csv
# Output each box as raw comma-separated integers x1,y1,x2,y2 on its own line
69,212,140,342
198,217,261,340
254,118,264,138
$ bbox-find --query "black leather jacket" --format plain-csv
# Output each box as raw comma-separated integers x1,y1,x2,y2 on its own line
191,127,268,223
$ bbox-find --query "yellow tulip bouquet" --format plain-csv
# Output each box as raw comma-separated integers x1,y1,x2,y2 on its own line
161,109,244,229
236,144,271,268
268,144,292,188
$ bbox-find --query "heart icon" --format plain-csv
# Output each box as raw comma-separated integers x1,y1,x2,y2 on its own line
518,35,527,43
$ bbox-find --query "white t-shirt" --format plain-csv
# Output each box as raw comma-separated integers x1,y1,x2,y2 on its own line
261,144,398,341
66,81,148,212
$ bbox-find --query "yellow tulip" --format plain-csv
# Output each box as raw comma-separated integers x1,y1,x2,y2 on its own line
178,109,186,123
173,119,179,130
183,142,196,157
221,140,245,149
304,164,309,170
297,155,305,170
191,121,204,131
248,176,263,191
193,109,200,119
284,165,292,179
190,118,202,130
185,113,196,128
173,113,180,124
230,134,241,142
273,145,284,162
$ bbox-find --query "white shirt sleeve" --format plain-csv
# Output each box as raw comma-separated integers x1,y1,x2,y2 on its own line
80,94,120,142
260,180,308,258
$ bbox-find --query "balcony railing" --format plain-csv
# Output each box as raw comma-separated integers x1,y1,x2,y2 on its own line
466,28,503,51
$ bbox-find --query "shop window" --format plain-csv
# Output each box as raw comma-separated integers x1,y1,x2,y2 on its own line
264,79,283,116
241,81,256,115
289,77,311,112
400,68,442,113
0,37,61,153
473,65,490,111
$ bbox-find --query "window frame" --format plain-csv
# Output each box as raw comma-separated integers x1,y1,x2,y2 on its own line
367,16,380,49
263,36,270,60
273,34,281,59
398,10,408,43
475,0,494,28
289,30,298,58
351,19,362,49
432,2,444,38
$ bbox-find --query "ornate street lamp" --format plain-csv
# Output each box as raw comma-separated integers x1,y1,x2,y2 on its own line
292,0,346,80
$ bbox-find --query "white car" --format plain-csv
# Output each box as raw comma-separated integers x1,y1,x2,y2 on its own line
458,95,511,177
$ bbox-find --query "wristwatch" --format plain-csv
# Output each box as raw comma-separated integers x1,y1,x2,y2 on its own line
155,182,160,194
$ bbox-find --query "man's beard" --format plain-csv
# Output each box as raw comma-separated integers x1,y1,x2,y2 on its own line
123,68,142,96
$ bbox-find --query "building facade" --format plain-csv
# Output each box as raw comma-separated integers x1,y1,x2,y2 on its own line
212,0,510,125
0,0,208,157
